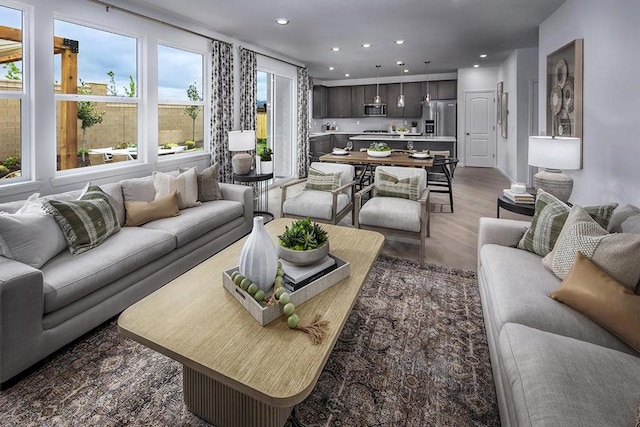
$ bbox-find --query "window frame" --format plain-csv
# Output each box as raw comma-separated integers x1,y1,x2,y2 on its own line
156,40,209,164
52,16,142,176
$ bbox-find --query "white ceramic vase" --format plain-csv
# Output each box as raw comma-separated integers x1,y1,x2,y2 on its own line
261,160,273,175
239,216,278,292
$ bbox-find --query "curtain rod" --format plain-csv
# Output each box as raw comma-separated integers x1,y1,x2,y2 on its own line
241,46,304,70
87,0,229,44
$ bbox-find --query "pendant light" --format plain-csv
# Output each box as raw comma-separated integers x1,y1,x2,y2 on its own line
423,60,431,104
397,63,405,108
374,65,382,105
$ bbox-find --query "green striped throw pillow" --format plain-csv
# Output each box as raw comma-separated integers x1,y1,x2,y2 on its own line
517,189,617,257
375,170,421,201
305,167,342,192
44,185,121,254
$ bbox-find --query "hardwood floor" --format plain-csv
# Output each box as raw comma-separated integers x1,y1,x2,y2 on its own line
269,166,532,272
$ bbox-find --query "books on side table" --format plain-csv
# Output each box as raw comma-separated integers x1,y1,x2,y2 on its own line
281,256,338,292
503,189,535,204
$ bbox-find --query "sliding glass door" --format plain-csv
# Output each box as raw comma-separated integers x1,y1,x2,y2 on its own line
257,63,295,184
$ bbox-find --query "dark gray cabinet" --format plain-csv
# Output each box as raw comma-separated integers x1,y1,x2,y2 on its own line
420,80,457,100
385,83,403,118
364,84,387,105
312,85,328,119
327,86,352,118
350,86,365,117
403,82,423,118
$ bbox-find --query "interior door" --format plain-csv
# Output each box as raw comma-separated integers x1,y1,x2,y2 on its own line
464,91,495,167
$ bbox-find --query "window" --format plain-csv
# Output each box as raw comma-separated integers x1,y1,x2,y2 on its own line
157,44,204,157
53,19,138,171
0,4,26,181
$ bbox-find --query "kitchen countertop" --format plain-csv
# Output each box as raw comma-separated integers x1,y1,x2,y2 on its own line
349,135,457,142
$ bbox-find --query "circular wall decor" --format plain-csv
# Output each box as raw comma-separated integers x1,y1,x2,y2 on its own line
556,109,572,136
555,59,568,88
550,86,563,115
563,76,574,113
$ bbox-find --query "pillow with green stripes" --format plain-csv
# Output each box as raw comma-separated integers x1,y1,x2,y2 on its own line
43,185,121,255
375,170,421,201
305,167,342,192
517,189,617,257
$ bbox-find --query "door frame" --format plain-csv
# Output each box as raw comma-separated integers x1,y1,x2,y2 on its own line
463,89,496,168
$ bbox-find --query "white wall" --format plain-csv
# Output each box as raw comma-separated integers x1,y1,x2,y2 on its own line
539,0,640,205
457,66,498,167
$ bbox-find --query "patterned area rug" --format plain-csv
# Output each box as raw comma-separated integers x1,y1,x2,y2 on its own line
0,256,499,426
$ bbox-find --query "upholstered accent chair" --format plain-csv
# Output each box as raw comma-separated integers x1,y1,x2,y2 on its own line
355,166,430,267
280,162,356,225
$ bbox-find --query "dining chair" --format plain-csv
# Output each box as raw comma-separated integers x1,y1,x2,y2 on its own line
355,166,430,268
280,162,356,225
426,156,459,213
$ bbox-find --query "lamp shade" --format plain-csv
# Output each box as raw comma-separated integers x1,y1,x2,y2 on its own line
528,136,581,170
228,130,256,152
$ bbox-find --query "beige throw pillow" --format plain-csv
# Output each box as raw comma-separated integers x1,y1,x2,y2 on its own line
550,252,640,352
125,191,180,226
153,167,199,209
542,205,640,292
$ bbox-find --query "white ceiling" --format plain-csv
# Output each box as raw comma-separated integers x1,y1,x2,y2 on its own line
123,0,565,80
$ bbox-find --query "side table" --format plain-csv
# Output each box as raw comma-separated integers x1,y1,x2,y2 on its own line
233,171,274,222
497,194,535,218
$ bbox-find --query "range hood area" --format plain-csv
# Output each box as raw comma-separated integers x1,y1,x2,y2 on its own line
363,103,386,117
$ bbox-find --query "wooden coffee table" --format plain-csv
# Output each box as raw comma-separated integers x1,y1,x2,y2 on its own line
118,218,384,426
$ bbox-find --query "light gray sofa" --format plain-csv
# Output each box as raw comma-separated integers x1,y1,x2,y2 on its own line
0,175,252,385
478,217,640,427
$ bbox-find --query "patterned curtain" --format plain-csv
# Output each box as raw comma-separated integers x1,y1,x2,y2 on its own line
239,47,257,131
210,40,234,183
296,67,311,178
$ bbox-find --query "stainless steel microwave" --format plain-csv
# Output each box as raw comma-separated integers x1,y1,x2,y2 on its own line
364,104,387,117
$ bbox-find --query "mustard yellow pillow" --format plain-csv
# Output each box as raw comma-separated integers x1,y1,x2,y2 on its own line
125,191,180,226
550,252,640,352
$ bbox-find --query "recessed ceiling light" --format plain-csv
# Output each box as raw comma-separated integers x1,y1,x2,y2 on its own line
473,64,480,68
276,18,289,25
361,43,371,48
395,40,405,45
396,61,403,65
345,73,350,77
479,54,488,58
331,47,340,52
328,66,335,71
404,69,409,73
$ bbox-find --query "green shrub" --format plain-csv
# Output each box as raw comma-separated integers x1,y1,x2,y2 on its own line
3,156,20,168
0,165,8,174
184,140,196,149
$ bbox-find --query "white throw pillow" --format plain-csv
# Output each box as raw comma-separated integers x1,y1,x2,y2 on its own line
152,168,199,210
0,193,68,268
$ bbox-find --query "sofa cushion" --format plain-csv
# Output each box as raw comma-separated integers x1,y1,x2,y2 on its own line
121,175,156,203
608,204,640,233
153,168,199,209
479,244,636,354
282,190,350,221
0,211,66,268
551,252,640,352
305,167,341,192
125,191,180,226
43,185,121,255
498,323,640,427
180,163,222,202
542,205,640,291
42,227,175,313
142,199,243,247
359,196,422,233
517,190,617,257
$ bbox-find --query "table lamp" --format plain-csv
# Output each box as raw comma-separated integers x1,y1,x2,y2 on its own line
528,136,581,202
228,130,255,175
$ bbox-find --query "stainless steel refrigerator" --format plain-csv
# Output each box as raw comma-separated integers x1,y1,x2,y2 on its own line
422,101,457,137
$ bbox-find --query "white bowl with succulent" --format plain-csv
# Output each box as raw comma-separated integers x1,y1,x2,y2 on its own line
395,126,410,137
367,142,392,157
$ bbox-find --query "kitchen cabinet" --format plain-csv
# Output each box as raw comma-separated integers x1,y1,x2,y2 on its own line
309,134,332,161
364,84,387,105
333,134,351,148
402,82,423,118
421,80,457,100
350,86,365,117
327,86,352,118
312,85,328,119
385,83,403,118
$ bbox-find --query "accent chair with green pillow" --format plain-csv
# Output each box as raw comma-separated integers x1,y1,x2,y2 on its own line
355,166,430,268
517,189,617,257
280,162,356,225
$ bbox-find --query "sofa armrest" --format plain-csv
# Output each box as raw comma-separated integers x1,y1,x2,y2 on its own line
219,183,253,230
477,217,530,271
0,256,45,382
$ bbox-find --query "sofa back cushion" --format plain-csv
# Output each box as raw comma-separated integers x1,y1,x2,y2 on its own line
121,175,156,203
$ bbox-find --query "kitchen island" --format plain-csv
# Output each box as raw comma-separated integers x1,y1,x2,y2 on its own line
349,134,457,156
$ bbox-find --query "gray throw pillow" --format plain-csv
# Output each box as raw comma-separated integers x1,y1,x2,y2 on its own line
43,185,121,255
305,167,342,192
517,190,617,257
180,163,222,202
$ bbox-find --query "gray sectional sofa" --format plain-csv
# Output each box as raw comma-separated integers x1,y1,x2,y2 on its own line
0,175,252,384
477,217,640,426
